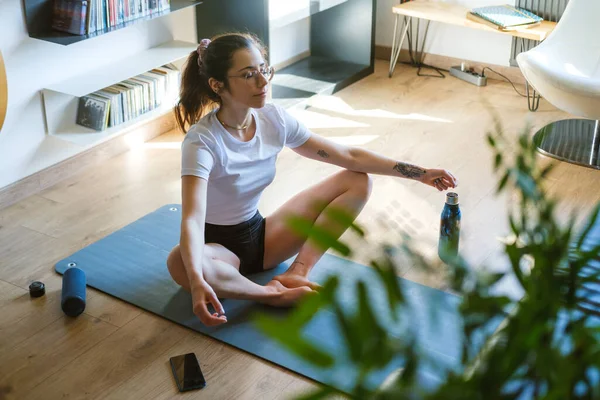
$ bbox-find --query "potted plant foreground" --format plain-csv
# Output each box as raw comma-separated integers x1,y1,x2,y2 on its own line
255,119,600,400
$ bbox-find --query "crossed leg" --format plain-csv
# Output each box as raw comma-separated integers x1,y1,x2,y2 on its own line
167,243,313,307
263,170,373,288
166,169,372,306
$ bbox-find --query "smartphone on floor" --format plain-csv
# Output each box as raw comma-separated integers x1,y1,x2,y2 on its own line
169,352,206,392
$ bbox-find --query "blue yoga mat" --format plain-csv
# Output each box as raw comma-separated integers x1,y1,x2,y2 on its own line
55,204,501,393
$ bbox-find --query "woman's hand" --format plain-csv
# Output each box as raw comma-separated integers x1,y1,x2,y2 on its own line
190,279,227,326
419,169,458,191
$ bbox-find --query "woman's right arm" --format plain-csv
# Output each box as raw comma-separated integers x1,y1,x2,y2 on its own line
180,175,227,326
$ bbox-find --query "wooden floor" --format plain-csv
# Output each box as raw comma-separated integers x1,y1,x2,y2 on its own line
1,60,599,400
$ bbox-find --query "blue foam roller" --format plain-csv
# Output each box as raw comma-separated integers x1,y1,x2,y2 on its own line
61,267,86,317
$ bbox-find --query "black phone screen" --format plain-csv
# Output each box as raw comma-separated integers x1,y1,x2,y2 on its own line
169,353,206,392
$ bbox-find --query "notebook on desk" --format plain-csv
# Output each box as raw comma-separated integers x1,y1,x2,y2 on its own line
467,5,543,31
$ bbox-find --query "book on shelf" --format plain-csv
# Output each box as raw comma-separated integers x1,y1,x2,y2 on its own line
75,63,180,132
52,0,172,36
76,94,111,131
96,89,122,127
467,5,543,31
52,0,89,35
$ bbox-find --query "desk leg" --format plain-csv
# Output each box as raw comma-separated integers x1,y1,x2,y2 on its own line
526,81,541,112
591,120,600,167
519,37,541,112
407,18,444,78
389,15,410,78
416,19,430,65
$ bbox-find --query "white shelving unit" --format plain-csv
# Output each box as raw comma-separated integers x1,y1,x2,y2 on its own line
42,40,197,150
268,0,348,29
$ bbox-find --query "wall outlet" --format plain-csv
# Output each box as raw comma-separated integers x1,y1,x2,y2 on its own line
449,65,487,87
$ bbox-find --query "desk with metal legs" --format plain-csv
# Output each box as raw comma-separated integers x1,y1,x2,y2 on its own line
388,1,556,110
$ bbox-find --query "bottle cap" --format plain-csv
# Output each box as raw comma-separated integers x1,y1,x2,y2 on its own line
29,281,46,298
445,192,459,205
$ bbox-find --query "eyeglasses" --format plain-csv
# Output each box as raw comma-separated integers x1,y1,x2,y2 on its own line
228,66,275,86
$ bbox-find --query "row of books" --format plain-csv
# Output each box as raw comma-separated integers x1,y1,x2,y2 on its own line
467,5,543,31
52,0,171,36
75,63,180,132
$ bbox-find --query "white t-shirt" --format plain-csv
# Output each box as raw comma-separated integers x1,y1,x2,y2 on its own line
181,103,312,225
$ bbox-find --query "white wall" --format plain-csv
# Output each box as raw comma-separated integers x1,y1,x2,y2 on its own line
375,0,516,66
267,0,311,67
0,1,197,190
269,19,311,67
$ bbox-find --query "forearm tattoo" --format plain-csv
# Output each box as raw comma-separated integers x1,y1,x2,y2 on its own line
317,149,330,158
393,162,426,179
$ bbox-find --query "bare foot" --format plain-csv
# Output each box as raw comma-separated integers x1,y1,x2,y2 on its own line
273,273,322,291
263,280,315,307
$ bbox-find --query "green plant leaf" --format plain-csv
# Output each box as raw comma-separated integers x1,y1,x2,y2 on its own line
294,386,338,400
505,242,528,290
572,243,600,274
518,134,528,150
332,302,362,363
514,170,539,200
323,205,366,237
578,270,600,284
509,215,520,236
252,279,340,369
477,271,506,288
356,280,392,368
539,163,555,179
255,115,600,400
399,345,419,386
497,170,510,193
371,259,405,321
254,313,335,368
575,203,600,250
343,280,381,366
494,153,503,170
286,215,351,256
284,276,339,330
463,294,512,315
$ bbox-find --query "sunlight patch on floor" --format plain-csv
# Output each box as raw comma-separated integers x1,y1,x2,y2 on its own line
287,108,370,129
325,134,379,146
272,73,335,94
124,131,145,150
142,141,181,149
307,95,453,123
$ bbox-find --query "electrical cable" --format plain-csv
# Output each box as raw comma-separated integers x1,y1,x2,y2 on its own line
482,67,528,97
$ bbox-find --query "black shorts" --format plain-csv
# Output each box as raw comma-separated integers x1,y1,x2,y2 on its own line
204,210,266,276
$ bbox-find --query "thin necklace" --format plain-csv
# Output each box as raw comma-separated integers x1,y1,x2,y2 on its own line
217,113,251,131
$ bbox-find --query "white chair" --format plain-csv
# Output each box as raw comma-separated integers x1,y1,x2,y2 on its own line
516,0,600,169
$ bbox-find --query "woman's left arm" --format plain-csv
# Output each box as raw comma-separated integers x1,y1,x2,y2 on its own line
292,133,458,191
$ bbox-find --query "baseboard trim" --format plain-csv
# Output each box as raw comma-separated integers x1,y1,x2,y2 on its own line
0,111,176,211
375,45,527,86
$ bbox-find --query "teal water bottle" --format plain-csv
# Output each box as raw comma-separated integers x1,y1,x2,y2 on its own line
438,192,461,263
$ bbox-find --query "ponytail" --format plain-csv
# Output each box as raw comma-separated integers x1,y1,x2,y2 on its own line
174,49,220,133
